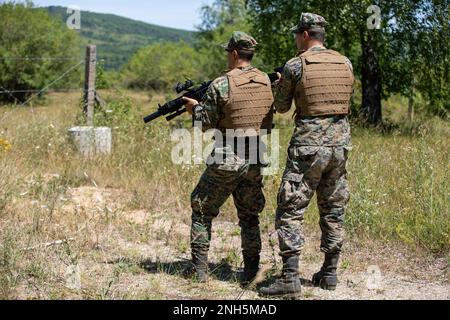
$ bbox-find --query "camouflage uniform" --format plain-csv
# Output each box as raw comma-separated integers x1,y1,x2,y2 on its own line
190,32,268,270
259,13,354,297
274,17,353,258
190,153,265,262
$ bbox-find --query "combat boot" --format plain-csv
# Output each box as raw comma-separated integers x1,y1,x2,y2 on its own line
259,256,302,299
240,255,260,286
183,254,208,283
312,253,340,291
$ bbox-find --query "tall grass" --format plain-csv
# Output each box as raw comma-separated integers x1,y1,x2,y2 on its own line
347,121,449,253
0,91,448,296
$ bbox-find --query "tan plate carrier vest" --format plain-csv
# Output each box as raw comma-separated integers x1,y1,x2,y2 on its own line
295,49,355,118
218,68,274,136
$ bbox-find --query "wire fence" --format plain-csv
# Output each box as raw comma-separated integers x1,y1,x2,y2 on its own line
0,89,84,94
0,56,88,123
0,56,84,61
0,57,85,105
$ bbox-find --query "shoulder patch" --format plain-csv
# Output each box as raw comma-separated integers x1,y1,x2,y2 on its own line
284,57,303,83
286,56,302,68
212,76,229,97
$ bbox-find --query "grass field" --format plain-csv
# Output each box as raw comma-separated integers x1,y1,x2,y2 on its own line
0,91,448,299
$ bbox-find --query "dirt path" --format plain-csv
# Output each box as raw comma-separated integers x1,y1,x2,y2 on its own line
14,186,449,300
107,217,449,300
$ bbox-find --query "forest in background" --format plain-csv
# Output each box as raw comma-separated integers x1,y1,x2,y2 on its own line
0,1,448,124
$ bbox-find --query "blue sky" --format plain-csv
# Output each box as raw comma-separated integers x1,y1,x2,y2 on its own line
29,0,213,30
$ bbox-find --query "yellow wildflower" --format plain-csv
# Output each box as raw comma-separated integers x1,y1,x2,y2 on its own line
0,138,12,152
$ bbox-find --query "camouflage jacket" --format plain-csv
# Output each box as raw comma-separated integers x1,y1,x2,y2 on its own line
274,46,353,147
193,65,257,132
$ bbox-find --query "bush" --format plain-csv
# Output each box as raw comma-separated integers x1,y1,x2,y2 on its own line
122,42,203,91
93,91,136,128
0,2,82,103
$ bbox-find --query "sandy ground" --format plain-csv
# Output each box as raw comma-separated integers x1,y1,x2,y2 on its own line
13,186,449,300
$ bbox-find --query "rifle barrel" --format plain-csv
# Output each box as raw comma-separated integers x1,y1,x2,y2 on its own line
143,110,163,124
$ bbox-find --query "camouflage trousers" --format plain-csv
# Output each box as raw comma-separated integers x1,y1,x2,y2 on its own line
191,150,265,261
276,145,350,257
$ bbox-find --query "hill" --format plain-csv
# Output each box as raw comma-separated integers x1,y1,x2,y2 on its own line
43,6,195,70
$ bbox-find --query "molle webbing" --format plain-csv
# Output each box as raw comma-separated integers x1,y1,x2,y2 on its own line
295,50,354,117
219,68,274,136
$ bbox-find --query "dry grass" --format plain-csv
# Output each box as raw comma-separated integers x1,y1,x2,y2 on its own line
0,91,448,299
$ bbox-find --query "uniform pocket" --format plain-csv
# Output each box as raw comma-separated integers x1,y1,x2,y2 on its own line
288,146,320,162
207,149,246,172
286,146,320,174
277,172,307,210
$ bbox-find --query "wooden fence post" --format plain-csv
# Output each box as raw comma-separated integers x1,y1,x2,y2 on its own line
84,45,96,127
70,44,111,157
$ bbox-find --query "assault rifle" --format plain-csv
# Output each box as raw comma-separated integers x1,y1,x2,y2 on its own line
143,66,284,124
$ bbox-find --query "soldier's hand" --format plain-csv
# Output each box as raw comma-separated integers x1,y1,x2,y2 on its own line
182,97,199,115
274,72,282,85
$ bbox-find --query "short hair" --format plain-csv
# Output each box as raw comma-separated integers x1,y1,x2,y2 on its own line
300,29,326,43
308,30,326,43
236,49,254,61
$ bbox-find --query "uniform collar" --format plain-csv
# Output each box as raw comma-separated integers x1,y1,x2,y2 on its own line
238,65,254,71
298,45,326,56
224,65,254,74
308,45,326,51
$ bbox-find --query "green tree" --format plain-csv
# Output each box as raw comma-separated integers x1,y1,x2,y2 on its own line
247,0,449,123
413,2,449,117
122,42,203,91
195,0,269,79
371,0,449,119
0,1,81,103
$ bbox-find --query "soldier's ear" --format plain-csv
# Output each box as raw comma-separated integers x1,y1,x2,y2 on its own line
232,50,239,60
303,31,309,40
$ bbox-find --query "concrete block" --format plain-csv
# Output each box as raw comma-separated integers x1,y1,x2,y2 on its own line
68,126,112,157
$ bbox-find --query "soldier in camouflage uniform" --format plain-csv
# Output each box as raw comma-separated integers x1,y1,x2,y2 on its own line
183,32,275,284
260,13,355,298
